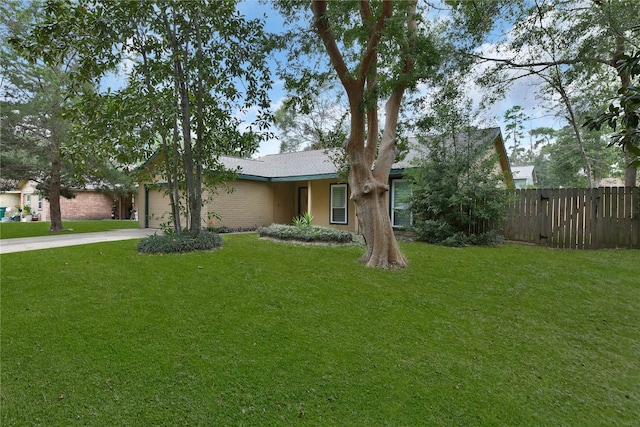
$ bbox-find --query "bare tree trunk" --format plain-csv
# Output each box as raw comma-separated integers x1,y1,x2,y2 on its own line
48,148,64,232
347,115,406,267
565,104,593,188
352,92,408,267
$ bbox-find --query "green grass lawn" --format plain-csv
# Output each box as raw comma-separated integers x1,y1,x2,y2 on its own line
0,220,138,239
1,234,638,425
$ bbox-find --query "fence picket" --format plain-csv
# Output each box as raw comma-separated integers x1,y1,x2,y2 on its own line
596,188,603,248
629,187,636,246
604,187,612,247
624,188,631,247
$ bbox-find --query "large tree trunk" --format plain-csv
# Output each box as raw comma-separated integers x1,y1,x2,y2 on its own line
624,152,637,187
312,0,414,267
49,149,64,232
351,183,407,267
610,33,637,187
347,94,408,268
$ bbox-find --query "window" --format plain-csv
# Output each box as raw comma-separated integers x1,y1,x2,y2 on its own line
391,179,411,228
330,183,348,224
38,194,43,210
25,194,31,208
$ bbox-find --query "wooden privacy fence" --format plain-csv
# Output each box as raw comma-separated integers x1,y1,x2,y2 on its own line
502,187,640,249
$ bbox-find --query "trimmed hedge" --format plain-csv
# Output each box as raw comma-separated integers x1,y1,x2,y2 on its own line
137,230,223,254
258,224,353,243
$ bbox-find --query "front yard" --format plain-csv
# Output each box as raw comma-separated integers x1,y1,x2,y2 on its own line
1,234,638,425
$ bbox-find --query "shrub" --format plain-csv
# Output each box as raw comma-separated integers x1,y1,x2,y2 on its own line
412,220,503,247
407,129,509,246
137,230,223,254
206,225,257,234
258,224,353,243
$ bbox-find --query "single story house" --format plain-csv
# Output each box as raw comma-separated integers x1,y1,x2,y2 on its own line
139,127,512,233
0,180,135,221
511,165,537,189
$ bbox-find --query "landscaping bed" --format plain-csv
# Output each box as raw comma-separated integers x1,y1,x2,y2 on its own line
258,223,354,244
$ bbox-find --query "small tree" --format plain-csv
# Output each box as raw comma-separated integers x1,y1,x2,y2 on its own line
407,86,508,246
408,132,508,246
503,105,530,166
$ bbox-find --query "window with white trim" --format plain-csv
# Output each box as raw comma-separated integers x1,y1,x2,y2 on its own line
391,179,411,228
330,183,348,224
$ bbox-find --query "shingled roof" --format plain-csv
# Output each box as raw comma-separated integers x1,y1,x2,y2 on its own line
142,127,507,183
219,149,339,181
220,127,504,182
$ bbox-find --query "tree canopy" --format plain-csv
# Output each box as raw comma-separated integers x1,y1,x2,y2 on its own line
1,0,131,231
457,0,640,186
19,0,273,233
273,0,451,267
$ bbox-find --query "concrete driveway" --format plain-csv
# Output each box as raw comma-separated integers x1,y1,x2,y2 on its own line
0,228,159,254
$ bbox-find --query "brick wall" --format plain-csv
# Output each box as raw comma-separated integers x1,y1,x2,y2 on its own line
204,180,274,228
142,180,275,229
59,191,114,220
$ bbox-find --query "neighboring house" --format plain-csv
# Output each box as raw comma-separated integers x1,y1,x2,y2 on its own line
598,177,626,187
139,127,512,233
511,165,537,189
1,180,135,221
0,182,21,216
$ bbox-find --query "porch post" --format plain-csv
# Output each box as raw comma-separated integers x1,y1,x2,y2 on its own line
307,180,312,215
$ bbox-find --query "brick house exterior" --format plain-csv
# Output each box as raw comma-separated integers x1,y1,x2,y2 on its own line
139,127,512,232
7,180,134,221
56,190,115,220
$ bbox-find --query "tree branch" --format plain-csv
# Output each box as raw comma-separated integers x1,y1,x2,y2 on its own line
311,1,352,89
373,0,417,179
471,52,583,68
358,0,371,21
358,0,393,83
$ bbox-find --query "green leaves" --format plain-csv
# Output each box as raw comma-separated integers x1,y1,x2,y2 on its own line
584,51,640,164
258,224,353,243
406,84,508,245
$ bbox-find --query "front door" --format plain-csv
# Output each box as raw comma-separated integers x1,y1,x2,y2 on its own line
298,187,308,216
